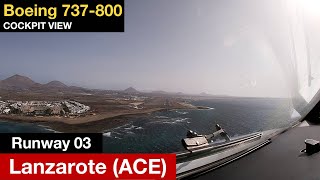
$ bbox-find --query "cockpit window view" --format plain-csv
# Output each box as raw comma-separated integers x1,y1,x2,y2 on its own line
0,0,320,179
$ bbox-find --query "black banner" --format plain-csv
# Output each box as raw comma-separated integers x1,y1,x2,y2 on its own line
0,133,103,153
0,0,125,32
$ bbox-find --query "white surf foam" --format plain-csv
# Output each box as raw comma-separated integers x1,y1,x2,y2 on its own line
155,116,170,119
37,125,61,133
103,132,112,137
176,111,189,115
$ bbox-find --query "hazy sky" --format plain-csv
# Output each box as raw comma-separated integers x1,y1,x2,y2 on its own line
0,0,295,97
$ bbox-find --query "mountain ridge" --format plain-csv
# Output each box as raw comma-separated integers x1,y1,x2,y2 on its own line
43,81,68,88
0,74,214,97
0,75,141,95
123,87,139,93
0,75,69,91
0,74,37,90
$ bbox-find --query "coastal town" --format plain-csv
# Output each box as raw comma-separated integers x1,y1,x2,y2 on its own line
0,100,90,117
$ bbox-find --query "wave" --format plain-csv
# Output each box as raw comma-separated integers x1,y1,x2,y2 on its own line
103,123,143,138
112,123,132,130
38,125,51,128
103,132,112,137
155,116,170,119
126,131,135,135
175,111,189,115
111,131,122,135
124,125,143,130
152,117,190,125
103,132,123,139
44,128,61,133
174,118,189,123
37,125,62,133
198,107,215,110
